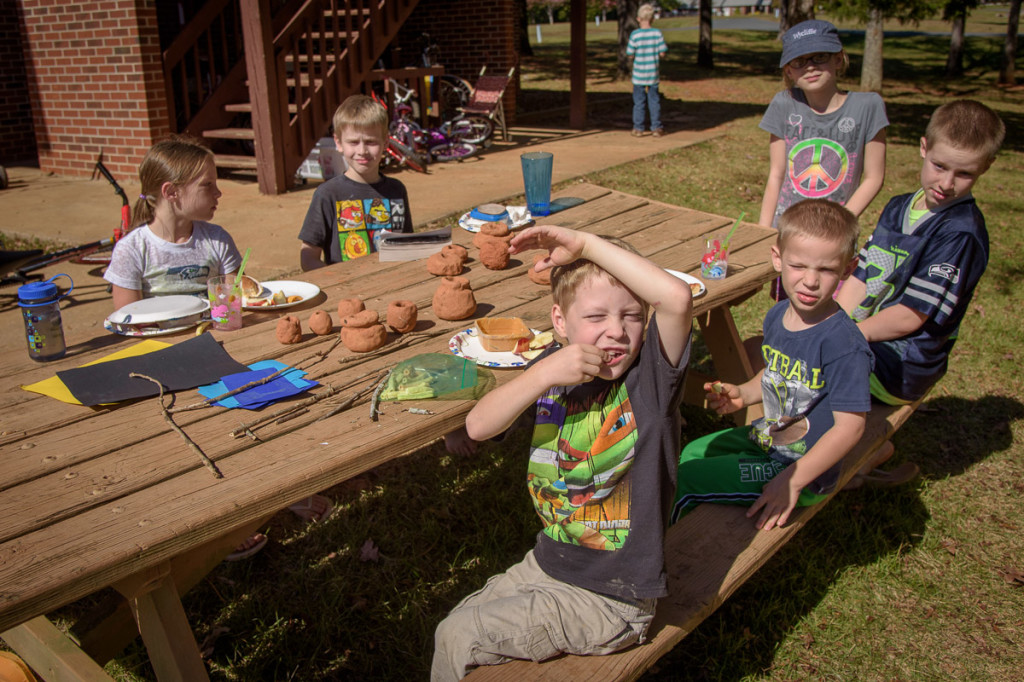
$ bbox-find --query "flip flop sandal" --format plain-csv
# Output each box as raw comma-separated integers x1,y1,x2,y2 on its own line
0,651,36,682
288,494,335,523
845,462,920,491
225,532,268,562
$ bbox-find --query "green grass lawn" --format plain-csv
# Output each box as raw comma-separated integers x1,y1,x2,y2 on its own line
33,10,1024,681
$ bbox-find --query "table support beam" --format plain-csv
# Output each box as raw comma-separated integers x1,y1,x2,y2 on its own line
1,615,113,682
694,306,764,425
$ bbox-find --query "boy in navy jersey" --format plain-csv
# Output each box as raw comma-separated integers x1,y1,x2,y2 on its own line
837,99,1005,485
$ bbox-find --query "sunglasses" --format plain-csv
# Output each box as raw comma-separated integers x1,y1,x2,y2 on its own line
788,52,836,69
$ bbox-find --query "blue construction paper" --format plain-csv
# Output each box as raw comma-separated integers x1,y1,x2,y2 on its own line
197,360,316,410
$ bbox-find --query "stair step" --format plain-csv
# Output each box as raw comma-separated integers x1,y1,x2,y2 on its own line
203,128,255,140
214,154,258,170
224,102,298,114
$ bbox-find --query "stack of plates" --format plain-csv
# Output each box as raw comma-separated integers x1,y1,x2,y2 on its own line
104,295,211,337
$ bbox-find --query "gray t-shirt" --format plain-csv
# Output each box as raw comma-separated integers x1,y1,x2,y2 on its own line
759,90,888,227
104,221,241,297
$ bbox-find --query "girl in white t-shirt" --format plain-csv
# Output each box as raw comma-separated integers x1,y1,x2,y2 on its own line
104,136,241,310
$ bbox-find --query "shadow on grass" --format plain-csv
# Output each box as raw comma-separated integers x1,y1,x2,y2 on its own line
642,392,1022,681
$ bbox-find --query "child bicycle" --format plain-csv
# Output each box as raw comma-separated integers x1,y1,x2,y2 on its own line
387,78,492,163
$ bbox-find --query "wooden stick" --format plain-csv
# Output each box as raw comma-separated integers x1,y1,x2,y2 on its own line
130,373,223,479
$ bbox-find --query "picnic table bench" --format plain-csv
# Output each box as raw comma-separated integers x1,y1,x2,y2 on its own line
467,398,923,681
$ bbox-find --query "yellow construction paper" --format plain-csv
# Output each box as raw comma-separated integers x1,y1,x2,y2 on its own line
21,340,172,404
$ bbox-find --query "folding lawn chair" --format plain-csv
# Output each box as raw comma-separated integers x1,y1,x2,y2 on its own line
460,66,516,142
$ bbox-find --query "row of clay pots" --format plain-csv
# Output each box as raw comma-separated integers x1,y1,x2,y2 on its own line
275,298,418,352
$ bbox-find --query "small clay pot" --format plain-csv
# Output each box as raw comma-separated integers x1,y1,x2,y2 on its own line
387,300,418,333
337,298,365,319
479,238,511,270
432,276,477,321
276,315,303,344
528,253,551,285
308,309,333,335
441,244,469,263
472,231,512,250
480,220,510,237
426,251,463,276
341,324,388,352
341,309,379,328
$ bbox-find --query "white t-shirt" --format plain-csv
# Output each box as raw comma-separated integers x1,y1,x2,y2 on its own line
104,221,242,297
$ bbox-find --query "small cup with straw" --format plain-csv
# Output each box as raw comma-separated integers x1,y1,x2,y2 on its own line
208,248,250,331
700,212,744,280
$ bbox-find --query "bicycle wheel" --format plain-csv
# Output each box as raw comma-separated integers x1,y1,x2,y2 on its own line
430,141,478,162
438,74,472,120
453,116,494,145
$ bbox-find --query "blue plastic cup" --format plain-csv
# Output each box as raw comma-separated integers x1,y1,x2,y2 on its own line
521,151,553,216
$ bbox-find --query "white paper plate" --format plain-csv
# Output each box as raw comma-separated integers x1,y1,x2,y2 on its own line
108,295,210,325
103,319,201,337
458,206,532,233
665,269,707,298
449,327,545,368
243,280,321,310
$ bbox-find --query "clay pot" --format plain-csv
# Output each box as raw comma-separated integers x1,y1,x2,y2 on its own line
441,244,469,263
340,308,387,352
479,238,511,270
528,253,551,286
387,299,418,333
432,276,477,321
276,315,303,344
480,220,510,237
472,232,512,250
337,298,365,319
341,324,388,352
308,309,333,335
426,251,464,276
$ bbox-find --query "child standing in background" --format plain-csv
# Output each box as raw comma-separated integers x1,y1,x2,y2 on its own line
627,4,668,138
104,135,241,310
758,20,888,230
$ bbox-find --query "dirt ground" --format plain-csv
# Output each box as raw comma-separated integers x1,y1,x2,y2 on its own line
1,124,721,359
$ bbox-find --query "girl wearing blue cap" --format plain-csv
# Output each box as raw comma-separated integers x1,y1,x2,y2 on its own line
758,20,888,236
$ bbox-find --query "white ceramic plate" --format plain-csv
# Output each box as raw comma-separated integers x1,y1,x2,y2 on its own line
449,327,545,369
103,319,201,337
243,280,321,310
665,269,707,298
108,295,209,325
458,206,533,233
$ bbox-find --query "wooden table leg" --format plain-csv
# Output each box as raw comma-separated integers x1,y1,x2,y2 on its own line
694,306,764,425
114,564,210,682
1,615,113,682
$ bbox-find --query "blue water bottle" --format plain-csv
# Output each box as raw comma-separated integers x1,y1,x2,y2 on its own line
18,274,74,362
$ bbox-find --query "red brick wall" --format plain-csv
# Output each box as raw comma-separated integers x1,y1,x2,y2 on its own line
20,0,171,179
395,0,521,125
0,0,37,163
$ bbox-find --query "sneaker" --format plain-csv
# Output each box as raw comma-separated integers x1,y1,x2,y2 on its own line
631,129,644,137
652,128,665,138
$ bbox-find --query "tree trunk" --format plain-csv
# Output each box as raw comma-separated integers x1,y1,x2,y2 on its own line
698,0,713,68
780,0,814,33
861,6,884,92
1000,0,1021,84
946,10,966,77
616,0,639,80
547,7,554,24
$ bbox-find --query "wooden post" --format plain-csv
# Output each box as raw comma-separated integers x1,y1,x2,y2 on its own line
696,306,764,425
569,0,587,129
240,0,289,195
2,616,113,682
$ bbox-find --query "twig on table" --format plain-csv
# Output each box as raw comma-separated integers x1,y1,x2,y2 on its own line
131,372,223,479
316,382,378,422
275,408,308,424
370,371,392,422
229,385,339,437
408,408,434,415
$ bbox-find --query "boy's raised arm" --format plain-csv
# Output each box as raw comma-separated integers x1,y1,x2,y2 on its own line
510,226,693,367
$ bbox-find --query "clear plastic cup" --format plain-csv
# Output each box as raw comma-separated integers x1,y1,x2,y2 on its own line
207,274,243,331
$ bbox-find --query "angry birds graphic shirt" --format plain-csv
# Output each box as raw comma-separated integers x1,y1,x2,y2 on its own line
759,90,888,227
298,174,413,264
527,316,689,601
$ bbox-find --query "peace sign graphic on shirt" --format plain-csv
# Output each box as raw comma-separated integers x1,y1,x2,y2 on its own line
788,138,850,199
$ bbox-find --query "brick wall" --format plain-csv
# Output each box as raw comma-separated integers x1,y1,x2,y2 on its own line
395,0,521,126
0,0,37,164
19,0,171,179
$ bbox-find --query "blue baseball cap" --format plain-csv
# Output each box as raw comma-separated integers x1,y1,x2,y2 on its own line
780,20,842,67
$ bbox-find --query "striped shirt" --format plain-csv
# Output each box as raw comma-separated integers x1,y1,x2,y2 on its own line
627,28,667,86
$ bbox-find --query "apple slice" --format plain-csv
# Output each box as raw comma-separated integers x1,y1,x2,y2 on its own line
514,337,532,354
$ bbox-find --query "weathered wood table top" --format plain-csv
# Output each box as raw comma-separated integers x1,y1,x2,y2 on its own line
0,183,777,678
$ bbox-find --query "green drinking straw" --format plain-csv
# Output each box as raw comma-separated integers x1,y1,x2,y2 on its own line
719,211,746,257
232,247,251,297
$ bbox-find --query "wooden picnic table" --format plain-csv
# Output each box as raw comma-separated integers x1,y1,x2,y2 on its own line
0,183,778,681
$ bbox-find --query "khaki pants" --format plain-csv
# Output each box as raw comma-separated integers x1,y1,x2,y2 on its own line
431,549,656,681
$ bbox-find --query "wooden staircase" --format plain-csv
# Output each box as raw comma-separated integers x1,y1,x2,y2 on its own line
162,0,422,195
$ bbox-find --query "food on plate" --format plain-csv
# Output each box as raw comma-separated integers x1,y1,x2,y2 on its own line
287,295,303,303
476,317,533,352
690,282,703,296
239,275,262,299
308,309,333,335
276,315,303,344
515,331,556,360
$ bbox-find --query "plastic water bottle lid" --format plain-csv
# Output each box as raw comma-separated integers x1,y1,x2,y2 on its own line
17,280,59,306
